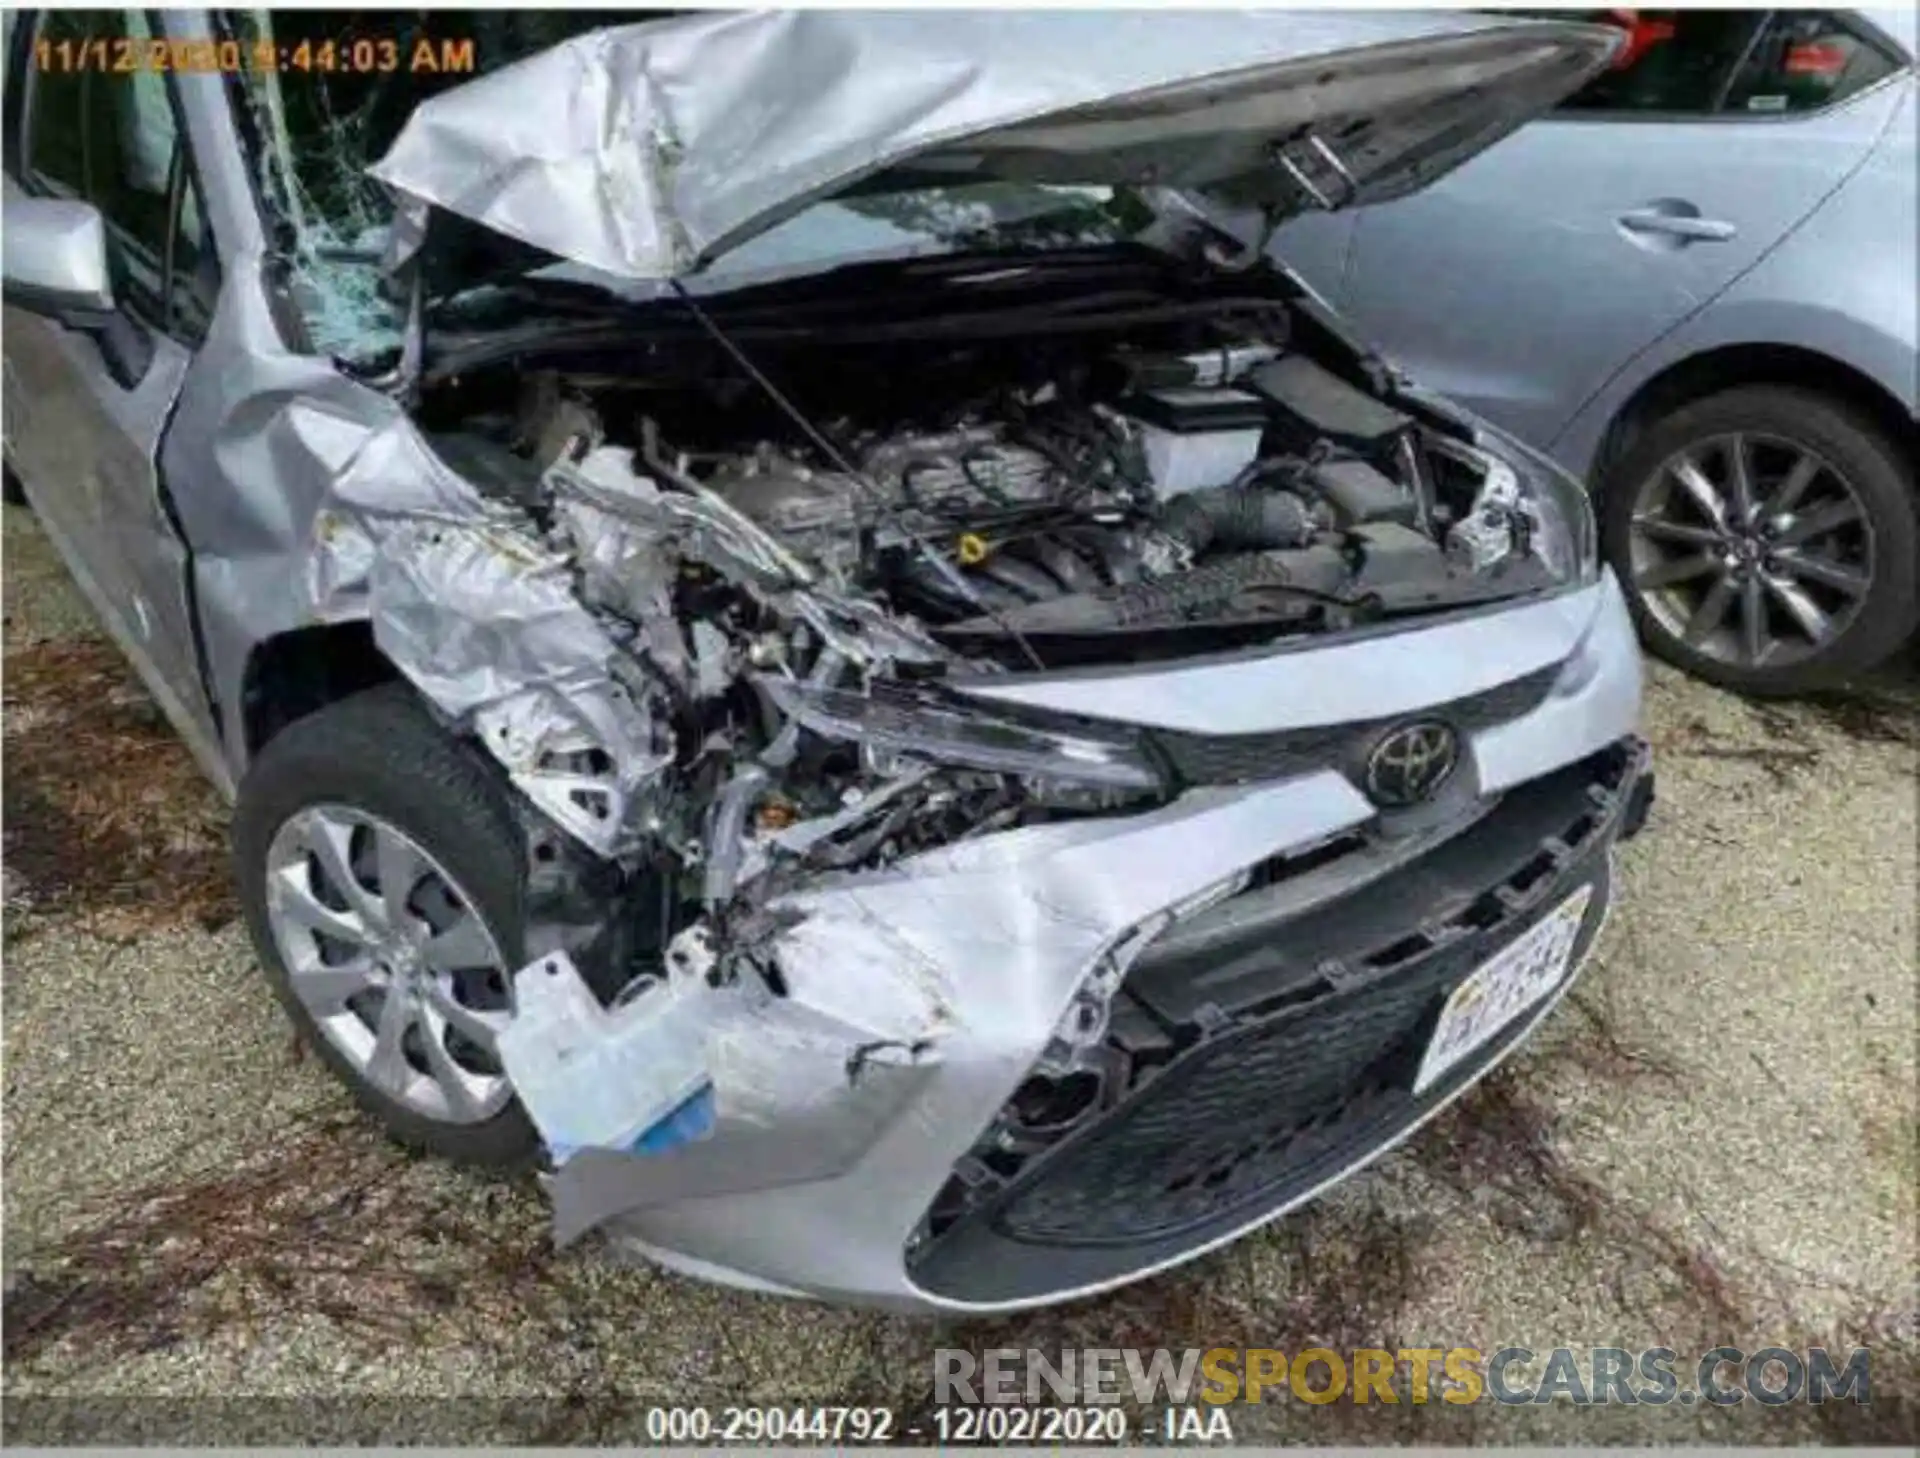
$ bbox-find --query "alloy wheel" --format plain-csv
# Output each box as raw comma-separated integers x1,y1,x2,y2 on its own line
264,804,516,1124
1626,432,1874,671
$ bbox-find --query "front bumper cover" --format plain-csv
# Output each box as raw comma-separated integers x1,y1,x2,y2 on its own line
554,571,1646,1312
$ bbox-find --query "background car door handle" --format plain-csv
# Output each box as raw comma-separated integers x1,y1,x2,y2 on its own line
1617,209,1737,243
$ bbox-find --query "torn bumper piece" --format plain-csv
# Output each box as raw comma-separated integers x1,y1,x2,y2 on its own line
497,950,717,1164
528,769,1377,1276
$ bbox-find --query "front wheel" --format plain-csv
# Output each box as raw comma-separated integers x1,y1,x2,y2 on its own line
233,683,540,1167
1600,385,1917,695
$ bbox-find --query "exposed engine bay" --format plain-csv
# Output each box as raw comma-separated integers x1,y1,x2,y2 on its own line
427,284,1554,672
626,356,1540,656
393,253,1573,987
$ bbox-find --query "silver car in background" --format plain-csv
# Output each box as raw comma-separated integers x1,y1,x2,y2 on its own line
1281,7,1918,694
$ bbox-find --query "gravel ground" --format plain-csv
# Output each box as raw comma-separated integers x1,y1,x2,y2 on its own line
3,500,1914,1443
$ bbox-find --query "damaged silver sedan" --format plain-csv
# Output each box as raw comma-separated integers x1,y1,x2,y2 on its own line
2,9,1654,1311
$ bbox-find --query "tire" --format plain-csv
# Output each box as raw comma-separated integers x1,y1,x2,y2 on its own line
4,463,27,506
1599,385,1918,696
233,683,540,1167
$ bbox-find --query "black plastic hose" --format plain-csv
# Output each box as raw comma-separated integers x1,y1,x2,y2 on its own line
1160,485,1316,556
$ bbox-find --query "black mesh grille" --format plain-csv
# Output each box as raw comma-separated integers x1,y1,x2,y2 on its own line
1152,664,1558,787
986,739,1644,1251
992,972,1447,1246
910,740,1650,1299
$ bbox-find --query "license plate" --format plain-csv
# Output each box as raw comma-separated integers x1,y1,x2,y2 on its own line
1413,882,1594,1095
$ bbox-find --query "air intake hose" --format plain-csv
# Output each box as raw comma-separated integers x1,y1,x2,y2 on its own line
1161,484,1317,556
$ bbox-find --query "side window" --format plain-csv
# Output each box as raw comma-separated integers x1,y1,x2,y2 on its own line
1722,12,1904,115
1553,10,1769,116
23,10,90,193
22,10,218,340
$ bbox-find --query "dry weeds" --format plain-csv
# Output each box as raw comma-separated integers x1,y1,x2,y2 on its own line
2,638,235,939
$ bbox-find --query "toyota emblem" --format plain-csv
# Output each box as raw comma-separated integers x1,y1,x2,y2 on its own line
1363,720,1459,807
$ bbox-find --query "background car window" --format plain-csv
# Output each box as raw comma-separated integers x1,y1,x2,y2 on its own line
23,10,217,340
1553,10,1768,115
1721,12,1903,114
23,9,89,193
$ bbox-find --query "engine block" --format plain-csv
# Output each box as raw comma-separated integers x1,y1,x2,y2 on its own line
706,423,1063,543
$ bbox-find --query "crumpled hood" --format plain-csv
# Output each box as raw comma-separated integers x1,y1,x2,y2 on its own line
368,9,1618,282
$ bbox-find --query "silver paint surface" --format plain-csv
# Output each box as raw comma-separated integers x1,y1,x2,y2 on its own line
369,10,1616,280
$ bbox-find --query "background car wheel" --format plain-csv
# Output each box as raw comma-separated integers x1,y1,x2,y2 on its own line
4,463,27,506
233,683,540,1168
1600,385,1917,696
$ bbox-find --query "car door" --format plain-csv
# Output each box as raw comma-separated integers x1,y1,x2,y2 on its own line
3,8,223,759
1316,9,1911,459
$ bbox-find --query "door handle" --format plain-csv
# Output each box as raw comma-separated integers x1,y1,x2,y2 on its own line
1617,208,1737,243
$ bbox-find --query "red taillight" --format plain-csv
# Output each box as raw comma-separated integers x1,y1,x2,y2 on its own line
1783,41,1849,77
1604,9,1678,70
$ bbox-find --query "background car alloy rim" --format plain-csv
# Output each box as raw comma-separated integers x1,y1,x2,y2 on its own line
1626,432,1874,670
265,805,515,1124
